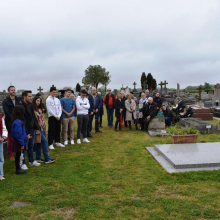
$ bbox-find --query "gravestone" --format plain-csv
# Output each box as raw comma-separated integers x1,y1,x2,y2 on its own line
210,107,220,118
148,116,166,131
147,142,220,173
180,118,219,133
132,82,137,92
125,87,130,95
176,83,180,97
187,105,213,120
214,83,220,98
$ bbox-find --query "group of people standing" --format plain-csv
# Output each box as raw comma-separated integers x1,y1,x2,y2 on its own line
104,89,174,131
0,85,104,178
0,85,174,180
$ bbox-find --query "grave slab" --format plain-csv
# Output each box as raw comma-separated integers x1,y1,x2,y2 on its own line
146,147,220,173
154,143,220,169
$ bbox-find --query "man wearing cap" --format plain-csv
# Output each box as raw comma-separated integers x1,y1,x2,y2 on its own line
104,89,115,127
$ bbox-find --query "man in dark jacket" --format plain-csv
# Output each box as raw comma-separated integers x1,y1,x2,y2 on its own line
2,86,22,160
162,105,173,127
98,92,104,128
88,87,102,134
87,90,94,137
22,91,40,167
139,97,157,131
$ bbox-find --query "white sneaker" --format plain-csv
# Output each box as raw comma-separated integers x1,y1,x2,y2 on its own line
71,140,74,145
77,139,81,144
29,161,41,167
49,145,55,150
64,140,68,145
83,138,90,143
21,164,28,170
56,142,65,147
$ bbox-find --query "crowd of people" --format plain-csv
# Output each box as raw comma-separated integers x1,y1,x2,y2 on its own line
0,85,175,180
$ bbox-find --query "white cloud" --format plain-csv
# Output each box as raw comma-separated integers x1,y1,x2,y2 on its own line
0,0,220,92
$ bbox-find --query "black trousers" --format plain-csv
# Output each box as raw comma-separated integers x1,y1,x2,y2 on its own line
115,116,121,130
15,152,21,171
99,115,103,127
48,116,61,145
77,114,89,139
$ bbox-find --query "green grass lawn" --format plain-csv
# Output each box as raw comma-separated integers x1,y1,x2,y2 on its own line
1,117,220,220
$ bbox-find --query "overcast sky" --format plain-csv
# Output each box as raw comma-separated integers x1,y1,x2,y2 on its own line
0,0,220,93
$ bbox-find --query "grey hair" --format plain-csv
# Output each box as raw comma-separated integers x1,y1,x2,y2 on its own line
141,93,146,98
148,97,153,101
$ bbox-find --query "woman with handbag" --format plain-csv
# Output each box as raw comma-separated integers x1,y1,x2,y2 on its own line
0,113,8,180
33,96,55,164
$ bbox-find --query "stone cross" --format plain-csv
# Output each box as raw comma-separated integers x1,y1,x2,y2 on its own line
37,86,43,93
158,81,163,90
197,85,202,100
163,80,168,88
133,82,137,90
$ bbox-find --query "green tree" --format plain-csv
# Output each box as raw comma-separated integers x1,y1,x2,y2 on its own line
82,65,110,89
146,73,153,90
146,73,157,91
203,82,213,90
151,78,157,90
140,72,147,90
76,83,81,92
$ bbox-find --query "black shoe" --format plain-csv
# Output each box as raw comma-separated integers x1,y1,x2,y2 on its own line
96,130,102,133
16,169,27,175
100,126,103,128
115,129,118,132
88,134,92,137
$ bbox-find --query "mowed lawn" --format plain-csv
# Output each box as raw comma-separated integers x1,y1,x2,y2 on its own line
1,117,220,220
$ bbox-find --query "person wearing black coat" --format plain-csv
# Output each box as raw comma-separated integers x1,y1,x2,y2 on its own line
114,93,125,131
121,91,128,127
153,92,162,109
21,91,40,167
2,86,23,160
87,91,94,137
139,97,157,131
162,105,173,127
98,92,104,128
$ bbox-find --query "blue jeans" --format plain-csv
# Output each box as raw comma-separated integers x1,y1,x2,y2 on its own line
88,111,100,132
36,130,51,162
107,107,114,126
165,117,172,127
24,130,36,164
0,136,4,177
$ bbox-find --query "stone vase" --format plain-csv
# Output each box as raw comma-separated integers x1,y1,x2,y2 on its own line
171,134,198,144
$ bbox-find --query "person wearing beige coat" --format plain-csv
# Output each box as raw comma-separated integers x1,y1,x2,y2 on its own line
125,94,137,130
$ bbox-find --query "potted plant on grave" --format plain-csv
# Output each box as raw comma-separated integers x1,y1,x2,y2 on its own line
166,125,199,144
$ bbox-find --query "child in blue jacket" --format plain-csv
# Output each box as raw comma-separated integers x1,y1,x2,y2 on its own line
11,106,31,174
